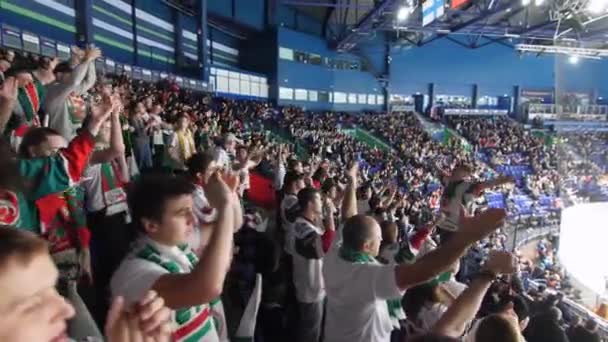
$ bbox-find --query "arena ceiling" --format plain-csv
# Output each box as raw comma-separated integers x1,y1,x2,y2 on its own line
282,0,608,51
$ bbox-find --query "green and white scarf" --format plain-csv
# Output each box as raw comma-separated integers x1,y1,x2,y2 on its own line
339,246,406,329
136,242,220,342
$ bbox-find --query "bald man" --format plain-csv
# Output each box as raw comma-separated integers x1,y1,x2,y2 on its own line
323,211,505,342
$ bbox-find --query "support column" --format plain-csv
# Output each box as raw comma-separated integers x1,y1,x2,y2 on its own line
513,85,521,120
197,0,209,82
472,84,478,108
174,10,185,70
427,82,435,114
75,0,93,46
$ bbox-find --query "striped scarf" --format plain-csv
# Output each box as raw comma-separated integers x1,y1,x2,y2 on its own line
136,242,220,342
177,129,196,163
339,247,406,328
17,79,45,125
67,93,87,125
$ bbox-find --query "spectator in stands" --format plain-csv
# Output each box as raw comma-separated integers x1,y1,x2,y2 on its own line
111,172,239,341
323,162,507,342
130,100,153,171
44,46,99,140
0,227,173,342
291,186,334,342
167,114,196,172
437,164,513,241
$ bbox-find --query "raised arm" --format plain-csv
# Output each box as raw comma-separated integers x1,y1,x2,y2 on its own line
394,208,506,291
433,251,518,337
20,97,112,199
89,95,125,165
73,61,97,95
151,172,236,309
0,77,18,133
342,162,358,220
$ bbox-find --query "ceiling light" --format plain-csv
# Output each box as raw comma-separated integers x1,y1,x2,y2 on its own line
522,0,531,6
506,7,512,12
535,0,544,5
569,55,580,64
397,6,412,21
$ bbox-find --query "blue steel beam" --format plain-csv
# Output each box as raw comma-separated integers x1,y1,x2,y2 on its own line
337,0,400,51
281,0,375,8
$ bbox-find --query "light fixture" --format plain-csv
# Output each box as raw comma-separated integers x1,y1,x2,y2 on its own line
535,0,544,5
569,55,580,64
397,6,412,21
587,0,606,13
522,0,531,6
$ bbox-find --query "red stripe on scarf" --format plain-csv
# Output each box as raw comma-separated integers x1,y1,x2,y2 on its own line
173,307,211,340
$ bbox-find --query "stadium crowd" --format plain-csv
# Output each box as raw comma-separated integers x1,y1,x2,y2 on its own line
0,46,605,342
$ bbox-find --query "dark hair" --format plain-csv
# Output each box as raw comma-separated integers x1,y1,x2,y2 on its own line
476,314,521,342
297,187,318,212
283,171,304,191
497,295,530,322
403,283,439,320
53,61,73,74
0,226,48,269
321,178,336,194
18,127,62,158
186,152,215,177
128,174,195,231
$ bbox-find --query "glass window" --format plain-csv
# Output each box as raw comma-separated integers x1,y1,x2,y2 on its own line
377,95,385,106
279,47,294,61
318,91,329,103
210,67,217,75
309,90,318,102
240,80,250,95
309,54,322,65
358,94,367,104
228,71,239,79
279,87,294,100
294,89,308,101
217,75,229,93
294,51,309,64
229,78,240,94
368,95,376,105
217,69,229,76
334,92,347,104
260,85,269,98
250,82,260,97
348,93,357,104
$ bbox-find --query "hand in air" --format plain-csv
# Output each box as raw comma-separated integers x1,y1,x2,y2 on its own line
105,290,172,342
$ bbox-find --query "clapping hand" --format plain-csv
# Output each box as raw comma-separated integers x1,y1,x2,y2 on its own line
84,47,102,62
105,291,172,342
0,77,18,104
205,171,237,209
482,250,518,276
460,208,506,242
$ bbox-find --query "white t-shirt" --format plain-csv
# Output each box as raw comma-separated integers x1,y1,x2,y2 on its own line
438,180,479,232
292,217,325,303
81,163,128,215
189,184,217,253
110,236,220,342
323,244,404,342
